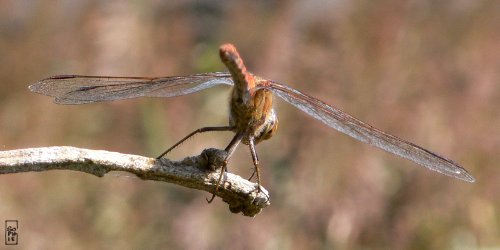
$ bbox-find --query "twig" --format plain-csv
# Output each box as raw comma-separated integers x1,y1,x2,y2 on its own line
0,146,270,217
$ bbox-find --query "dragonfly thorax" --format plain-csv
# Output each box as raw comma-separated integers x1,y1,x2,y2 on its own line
229,88,278,145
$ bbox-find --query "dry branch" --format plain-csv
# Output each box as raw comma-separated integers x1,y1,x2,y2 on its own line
0,146,270,217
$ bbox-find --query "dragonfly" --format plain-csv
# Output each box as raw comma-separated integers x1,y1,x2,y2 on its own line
29,43,475,202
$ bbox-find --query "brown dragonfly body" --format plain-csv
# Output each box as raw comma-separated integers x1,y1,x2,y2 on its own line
29,43,475,201
223,44,278,145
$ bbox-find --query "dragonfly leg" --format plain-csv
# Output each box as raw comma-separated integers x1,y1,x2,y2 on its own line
156,126,234,159
247,170,256,181
206,132,244,203
248,138,262,193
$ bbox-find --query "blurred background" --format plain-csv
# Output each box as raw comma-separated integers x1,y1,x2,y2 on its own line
0,0,498,249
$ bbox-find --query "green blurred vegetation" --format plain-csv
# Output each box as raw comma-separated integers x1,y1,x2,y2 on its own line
0,0,498,249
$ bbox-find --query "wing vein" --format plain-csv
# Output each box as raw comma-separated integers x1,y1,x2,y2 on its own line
267,81,474,182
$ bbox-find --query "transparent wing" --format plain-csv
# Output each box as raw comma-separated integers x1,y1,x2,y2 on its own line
29,72,234,104
266,80,475,182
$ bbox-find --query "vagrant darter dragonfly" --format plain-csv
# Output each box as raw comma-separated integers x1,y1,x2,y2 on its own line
29,43,475,202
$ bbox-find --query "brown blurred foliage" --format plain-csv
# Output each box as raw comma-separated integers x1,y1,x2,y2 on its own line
0,0,499,249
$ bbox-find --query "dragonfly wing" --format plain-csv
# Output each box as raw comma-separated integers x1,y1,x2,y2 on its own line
266,81,475,182
29,72,233,104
